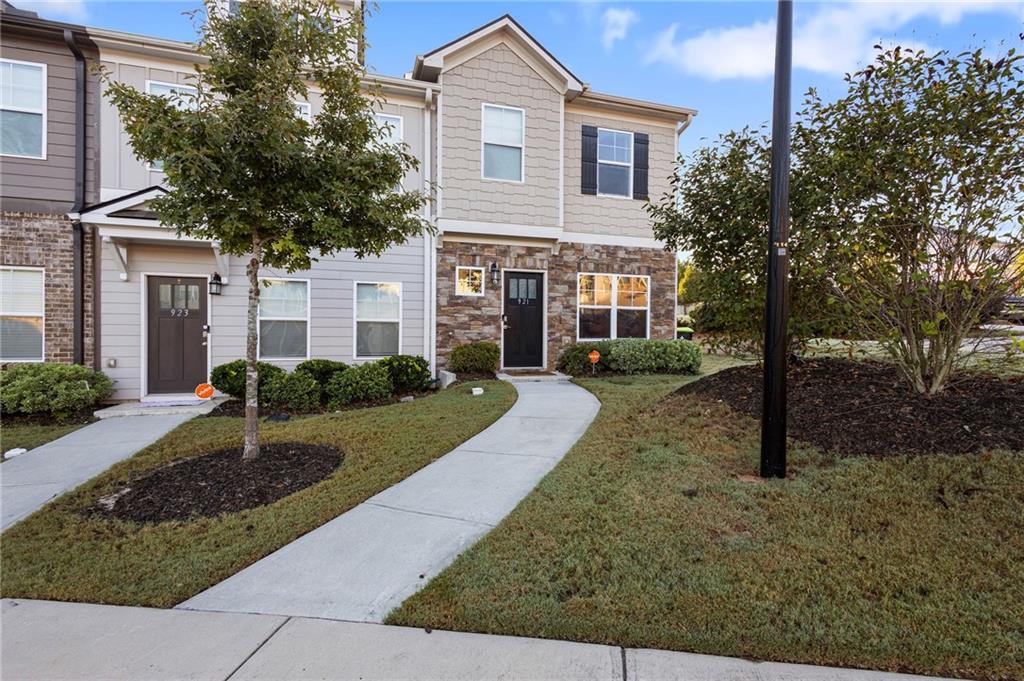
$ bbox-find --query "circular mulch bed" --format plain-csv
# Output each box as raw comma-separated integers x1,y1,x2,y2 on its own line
92,443,342,523
675,358,1024,457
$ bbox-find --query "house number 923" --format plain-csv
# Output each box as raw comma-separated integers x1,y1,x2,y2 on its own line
170,308,190,317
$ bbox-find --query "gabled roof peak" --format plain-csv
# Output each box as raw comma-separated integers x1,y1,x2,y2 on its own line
412,14,585,97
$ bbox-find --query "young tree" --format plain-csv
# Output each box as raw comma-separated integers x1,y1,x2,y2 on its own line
103,0,429,458
804,45,1024,393
649,128,840,354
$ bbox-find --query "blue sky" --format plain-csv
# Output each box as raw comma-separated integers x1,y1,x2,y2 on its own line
22,0,1024,157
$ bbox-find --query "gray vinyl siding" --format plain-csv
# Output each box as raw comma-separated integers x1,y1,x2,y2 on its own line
99,238,428,401
0,32,99,213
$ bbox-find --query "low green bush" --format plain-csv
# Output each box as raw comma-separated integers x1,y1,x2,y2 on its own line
379,355,431,393
260,371,320,412
209,359,285,400
294,359,349,387
448,342,500,375
556,340,613,375
557,339,702,376
325,361,393,407
0,363,114,419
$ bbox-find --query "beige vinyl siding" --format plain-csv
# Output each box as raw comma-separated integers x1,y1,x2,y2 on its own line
0,33,99,213
563,110,676,240
440,42,561,227
99,238,427,401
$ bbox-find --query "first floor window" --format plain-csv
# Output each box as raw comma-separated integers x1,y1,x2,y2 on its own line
1,59,46,159
259,279,308,359
356,282,401,358
0,267,44,361
482,103,523,182
577,273,649,340
455,266,484,296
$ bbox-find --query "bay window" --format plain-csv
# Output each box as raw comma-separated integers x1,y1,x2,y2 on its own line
1,59,46,159
258,279,309,359
0,267,45,361
577,273,649,340
355,282,401,358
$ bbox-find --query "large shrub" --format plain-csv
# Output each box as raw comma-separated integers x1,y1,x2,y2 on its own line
294,359,349,387
379,355,430,393
557,339,701,376
0,363,114,419
325,361,392,407
210,359,285,399
260,371,320,412
557,340,613,375
448,342,500,375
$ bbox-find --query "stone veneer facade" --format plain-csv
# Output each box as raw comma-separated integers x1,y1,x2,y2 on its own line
436,239,676,371
0,212,96,365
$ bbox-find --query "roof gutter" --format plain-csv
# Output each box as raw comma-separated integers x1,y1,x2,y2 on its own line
64,27,86,365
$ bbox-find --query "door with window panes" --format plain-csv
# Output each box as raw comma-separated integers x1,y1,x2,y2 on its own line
147,277,207,394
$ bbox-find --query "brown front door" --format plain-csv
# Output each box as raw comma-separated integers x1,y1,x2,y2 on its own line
147,276,208,394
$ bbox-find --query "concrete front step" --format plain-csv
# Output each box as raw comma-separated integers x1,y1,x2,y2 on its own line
497,370,571,382
94,397,226,419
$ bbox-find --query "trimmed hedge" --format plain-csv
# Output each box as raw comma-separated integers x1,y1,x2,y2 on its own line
294,359,349,388
325,361,392,407
209,359,285,400
379,355,431,393
0,363,114,419
261,371,320,412
557,339,702,376
448,341,500,375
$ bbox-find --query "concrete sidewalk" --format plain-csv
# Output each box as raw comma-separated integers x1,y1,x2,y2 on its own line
179,380,600,622
0,413,193,531
0,599,954,681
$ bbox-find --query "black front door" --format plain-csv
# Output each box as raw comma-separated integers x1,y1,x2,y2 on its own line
503,271,544,368
147,276,208,394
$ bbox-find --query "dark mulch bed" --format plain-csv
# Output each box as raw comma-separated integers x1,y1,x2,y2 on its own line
3,409,96,427
675,358,1024,457
90,443,343,523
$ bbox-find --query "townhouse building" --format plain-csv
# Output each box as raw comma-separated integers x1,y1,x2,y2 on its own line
1,3,696,401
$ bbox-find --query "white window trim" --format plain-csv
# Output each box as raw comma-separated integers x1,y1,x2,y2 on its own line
596,127,633,199
145,80,198,171
0,265,45,362
353,280,403,361
481,102,525,184
257,277,311,361
295,100,312,122
1,58,47,160
455,265,485,297
374,112,403,143
576,272,651,341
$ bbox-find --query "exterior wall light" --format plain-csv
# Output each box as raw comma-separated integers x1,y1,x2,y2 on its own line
489,262,499,286
210,272,223,295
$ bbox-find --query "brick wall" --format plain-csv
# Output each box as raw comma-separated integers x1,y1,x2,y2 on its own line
437,240,676,371
0,212,95,365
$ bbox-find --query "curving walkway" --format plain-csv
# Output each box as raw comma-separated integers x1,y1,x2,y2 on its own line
178,378,600,622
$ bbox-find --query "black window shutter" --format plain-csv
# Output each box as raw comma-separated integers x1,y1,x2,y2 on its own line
581,125,598,195
633,132,649,201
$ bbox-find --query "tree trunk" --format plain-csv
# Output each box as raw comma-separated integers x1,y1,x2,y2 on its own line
242,239,261,461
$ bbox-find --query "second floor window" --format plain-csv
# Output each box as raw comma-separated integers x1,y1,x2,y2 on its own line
146,80,198,171
597,128,632,198
482,103,523,182
0,59,46,159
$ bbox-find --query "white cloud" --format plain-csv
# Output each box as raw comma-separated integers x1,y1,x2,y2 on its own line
17,0,88,22
644,1,1024,80
601,7,638,52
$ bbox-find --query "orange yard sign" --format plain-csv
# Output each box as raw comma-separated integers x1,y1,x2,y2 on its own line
588,350,601,364
195,383,214,400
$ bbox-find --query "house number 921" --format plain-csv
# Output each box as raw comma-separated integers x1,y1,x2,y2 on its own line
170,309,190,317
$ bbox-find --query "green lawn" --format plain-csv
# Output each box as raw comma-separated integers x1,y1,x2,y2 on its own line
0,381,516,607
388,358,1024,681
1,421,91,455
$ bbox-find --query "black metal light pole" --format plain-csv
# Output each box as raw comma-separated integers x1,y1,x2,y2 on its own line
760,0,793,479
